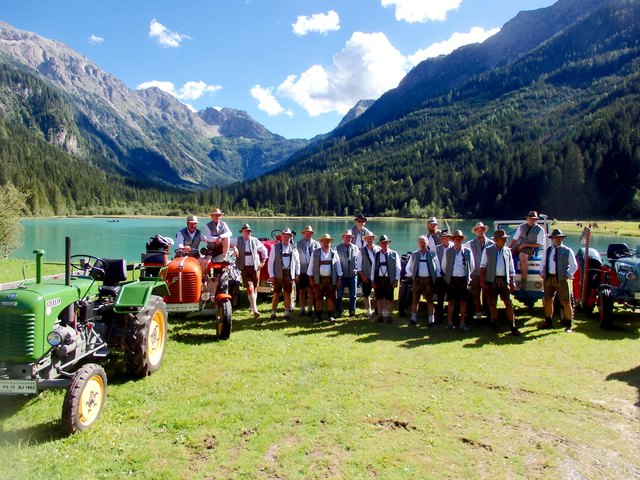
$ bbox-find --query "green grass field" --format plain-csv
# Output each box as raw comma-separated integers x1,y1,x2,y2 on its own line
0,297,638,479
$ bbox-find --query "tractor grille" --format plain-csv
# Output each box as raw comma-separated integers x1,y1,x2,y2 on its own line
0,313,36,359
166,271,200,303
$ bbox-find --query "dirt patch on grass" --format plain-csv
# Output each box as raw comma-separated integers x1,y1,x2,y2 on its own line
373,418,417,431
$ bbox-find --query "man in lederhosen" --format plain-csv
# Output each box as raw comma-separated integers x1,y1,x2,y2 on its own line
307,234,343,322
268,228,300,320
373,235,401,324
357,231,379,319
442,230,475,331
466,222,494,323
507,210,545,290
296,225,320,316
336,229,360,318
405,235,440,327
233,224,268,318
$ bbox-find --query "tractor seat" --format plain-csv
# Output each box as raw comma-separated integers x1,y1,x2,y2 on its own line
607,243,630,261
98,259,127,297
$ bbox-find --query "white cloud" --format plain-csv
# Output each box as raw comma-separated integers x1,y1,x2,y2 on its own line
148,19,190,48
136,80,222,101
250,85,293,117
381,0,461,23
292,10,340,36
277,32,406,116
88,34,104,45
408,26,500,65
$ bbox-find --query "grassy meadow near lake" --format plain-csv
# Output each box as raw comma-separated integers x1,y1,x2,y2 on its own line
0,298,638,479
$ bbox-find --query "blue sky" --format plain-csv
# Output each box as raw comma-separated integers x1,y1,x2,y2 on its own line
2,0,556,139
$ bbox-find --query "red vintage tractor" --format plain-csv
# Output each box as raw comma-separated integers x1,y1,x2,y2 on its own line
141,235,240,339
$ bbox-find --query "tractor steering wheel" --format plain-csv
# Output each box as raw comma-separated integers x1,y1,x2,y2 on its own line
271,229,283,239
70,254,106,279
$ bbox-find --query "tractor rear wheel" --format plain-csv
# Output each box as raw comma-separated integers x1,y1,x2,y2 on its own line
598,287,614,329
216,299,233,340
230,280,241,308
125,295,168,377
62,363,107,434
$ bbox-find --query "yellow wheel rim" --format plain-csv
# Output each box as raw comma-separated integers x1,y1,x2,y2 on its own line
147,310,166,366
216,319,223,336
78,374,104,427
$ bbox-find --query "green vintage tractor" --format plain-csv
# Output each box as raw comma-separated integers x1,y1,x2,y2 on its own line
0,238,169,434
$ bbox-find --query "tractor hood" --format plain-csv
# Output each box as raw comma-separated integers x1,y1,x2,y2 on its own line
613,257,640,295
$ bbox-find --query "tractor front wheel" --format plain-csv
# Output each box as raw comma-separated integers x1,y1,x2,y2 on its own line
62,363,107,434
216,299,233,340
598,288,614,329
125,295,168,377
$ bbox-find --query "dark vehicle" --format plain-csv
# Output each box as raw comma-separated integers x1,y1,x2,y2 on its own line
0,238,169,433
141,235,240,340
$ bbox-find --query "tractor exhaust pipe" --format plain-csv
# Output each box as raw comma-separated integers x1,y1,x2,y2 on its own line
33,249,45,284
65,236,72,287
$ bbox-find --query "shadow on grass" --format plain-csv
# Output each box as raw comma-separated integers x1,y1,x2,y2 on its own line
0,419,65,445
169,313,218,345
606,365,640,408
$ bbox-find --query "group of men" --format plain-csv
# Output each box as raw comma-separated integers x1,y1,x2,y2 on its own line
175,209,578,335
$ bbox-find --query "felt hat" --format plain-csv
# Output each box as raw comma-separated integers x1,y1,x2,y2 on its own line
378,234,392,244
209,208,224,216
439,229,452,238
451,229,466,240
472,222,489,234
492,229,508,240
318,233,333,242
526,210,539,218
239,223,252,233
427,216,438,224
186,215,198,223
363,231,375,238
301,225,314,233
281,228,294,237
354,213,368,222
548,228,567,238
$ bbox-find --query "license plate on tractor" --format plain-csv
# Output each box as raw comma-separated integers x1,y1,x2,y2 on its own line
0,379,37,394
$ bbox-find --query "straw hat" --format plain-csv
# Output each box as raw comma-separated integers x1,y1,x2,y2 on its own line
364,231,375,238
472,222,489,234
209,208,224,216
318,233,333,242
301,225,314,233
239,223,252,233
342,229,353,237
427,216,438,224
186,215,198,223
281,228,294,237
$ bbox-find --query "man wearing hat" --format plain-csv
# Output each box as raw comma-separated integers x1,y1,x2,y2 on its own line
507,211,545,290
373,235,401,323
336,230,361,317
426,216,442,251
350,214,372,249
204,208,232,258
296,225,320,316
442,230,475,331
480,230,519,335
466,222,494,323
357,231,379,319
268,228,300,320
435,230,453,324
233,224,268,318
405,235,441,326
307,234,343,322
539,229,578,332
176,214,205,256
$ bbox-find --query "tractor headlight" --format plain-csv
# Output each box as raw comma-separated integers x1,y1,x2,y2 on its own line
47,330,63,347
626,272,638,281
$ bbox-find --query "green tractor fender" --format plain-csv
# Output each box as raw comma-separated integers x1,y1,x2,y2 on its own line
113,279,169,313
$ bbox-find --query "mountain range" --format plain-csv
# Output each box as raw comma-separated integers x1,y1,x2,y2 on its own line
1,0,639,218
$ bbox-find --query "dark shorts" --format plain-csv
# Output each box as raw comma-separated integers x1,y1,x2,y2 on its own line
447,276,469,302
486,277,513,306
273,269,293,294
543,276,570,302
241,266,258,288
361,278,373,296
298,273,311,289
470,275,482,296
412,277,434,301
374,277,394,301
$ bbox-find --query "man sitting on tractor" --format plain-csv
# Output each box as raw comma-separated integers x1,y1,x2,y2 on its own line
205,208,232,259
507,210,545,290
175,214,208,270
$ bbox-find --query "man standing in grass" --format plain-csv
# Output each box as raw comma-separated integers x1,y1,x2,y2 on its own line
336,229,360,318
442,230,474,331
296,225,320,317
357,231,379,319
234,224,268,318
373,235,401,323
425,216,442,251
466,222,494,323
435,230,453,323
480,230,519,335
539,229,578,332
308,234,342,323
405,235,440,327
268,228,300,320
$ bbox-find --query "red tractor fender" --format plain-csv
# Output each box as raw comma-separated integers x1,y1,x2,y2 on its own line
216,293,232,302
